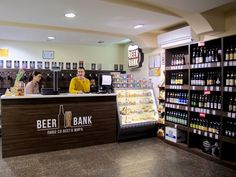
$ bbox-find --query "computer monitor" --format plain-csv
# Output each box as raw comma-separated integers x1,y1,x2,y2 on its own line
98,74,112,93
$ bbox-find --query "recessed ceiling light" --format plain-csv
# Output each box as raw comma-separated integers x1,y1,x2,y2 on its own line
133,24,144,29
65,12,76,18
47,36,56,40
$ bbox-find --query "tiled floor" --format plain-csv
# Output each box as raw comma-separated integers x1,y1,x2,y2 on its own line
0,138,235,177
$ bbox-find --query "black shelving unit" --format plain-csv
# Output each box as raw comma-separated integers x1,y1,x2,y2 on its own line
163,34,236,169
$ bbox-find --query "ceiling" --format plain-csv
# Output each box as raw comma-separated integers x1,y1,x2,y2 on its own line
0,0,235,45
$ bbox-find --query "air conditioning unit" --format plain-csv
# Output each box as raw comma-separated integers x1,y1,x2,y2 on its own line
157,26,199,49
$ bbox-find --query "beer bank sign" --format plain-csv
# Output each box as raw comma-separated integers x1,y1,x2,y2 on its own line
128,44,144,69
36,105,93,135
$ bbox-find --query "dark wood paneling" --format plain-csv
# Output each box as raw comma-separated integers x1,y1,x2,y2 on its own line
2,96,117,157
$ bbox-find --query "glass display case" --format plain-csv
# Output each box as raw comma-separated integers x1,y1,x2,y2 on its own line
116,88,158,127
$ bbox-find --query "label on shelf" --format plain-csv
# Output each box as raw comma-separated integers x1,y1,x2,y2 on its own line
210,86,213,91
185,107,188,111
233,61,236,66
224,87,228,92
191,107,194,111
207,109,210,114
204,90,211,95
177,105,180,109
215,134,219,140
224,61,228,66
193,129,197,133
216,87,220,91
209,133,213,138
207,63,211,67
229,87,233,92
199,113,206,118
204,86,208,90
217,62,221,67
204,132,208,137
198,130,201,135
204,63,207,68
228,112,232,118
192,86,195,90
229,61,233,66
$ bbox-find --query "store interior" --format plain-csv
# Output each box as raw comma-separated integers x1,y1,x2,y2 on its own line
0,0,236,176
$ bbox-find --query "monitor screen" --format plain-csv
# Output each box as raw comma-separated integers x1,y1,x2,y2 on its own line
101,75,112,86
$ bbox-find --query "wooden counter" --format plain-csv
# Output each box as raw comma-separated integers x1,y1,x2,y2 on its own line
1,93,117,157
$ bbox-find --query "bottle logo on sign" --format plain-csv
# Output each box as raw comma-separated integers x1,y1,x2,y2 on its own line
36,105,93,131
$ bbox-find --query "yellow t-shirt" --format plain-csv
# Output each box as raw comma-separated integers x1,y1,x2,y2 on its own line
69,77,90,94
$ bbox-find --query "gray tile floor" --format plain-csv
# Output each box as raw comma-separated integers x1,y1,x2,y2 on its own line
0,137,235,177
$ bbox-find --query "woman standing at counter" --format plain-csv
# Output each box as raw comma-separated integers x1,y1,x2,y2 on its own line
25,71,42,94
69,67,90,94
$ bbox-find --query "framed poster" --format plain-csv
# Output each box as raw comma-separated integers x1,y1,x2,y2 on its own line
72,63,77,70
14,61,20,69
37,61,43,69
22,61,28,69
42,50,54,59
30,61,35,69
91,63,96,70
59,62,64,70
0,60,3,68
45,61,50,69
6,60,12,68
66,62,71,70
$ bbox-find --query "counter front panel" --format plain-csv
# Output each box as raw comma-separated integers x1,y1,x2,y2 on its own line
1,95,117,157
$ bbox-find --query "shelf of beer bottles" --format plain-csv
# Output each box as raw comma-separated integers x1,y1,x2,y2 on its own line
191,62,221,69
224,61,236,67
165,85,189,90
166,65,189,71
223,87,236,92
190,107,221,116
222,111,236,119
189,128,219,140
191,86,221,91
165,121,188,131
221,135,236,145
165,103,189,111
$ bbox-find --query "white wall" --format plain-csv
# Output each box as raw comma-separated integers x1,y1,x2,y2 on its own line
0,40,125,70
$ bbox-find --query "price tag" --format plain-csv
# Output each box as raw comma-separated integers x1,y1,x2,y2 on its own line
198,130,201,135
215,134,219,140
229,61,233,66
228,112,232,118
233,61,236,66
212,110,216,115
216,87,219,91
229,87,233,92
204,132,208,137
224,87,228,92
209,133,213,138
193,129,197,133
224,61,228,66
217,62,221,67
207,63,211,67
232,113,235,118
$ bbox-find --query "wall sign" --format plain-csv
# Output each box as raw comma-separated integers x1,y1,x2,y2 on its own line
42,50,54,59
128,44,144,68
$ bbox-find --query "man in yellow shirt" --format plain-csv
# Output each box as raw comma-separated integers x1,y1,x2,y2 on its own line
69,67,90,94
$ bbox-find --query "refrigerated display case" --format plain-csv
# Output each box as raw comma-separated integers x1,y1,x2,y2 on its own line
115,88,158,140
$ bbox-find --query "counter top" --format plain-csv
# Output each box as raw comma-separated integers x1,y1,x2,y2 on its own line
1,93,116,99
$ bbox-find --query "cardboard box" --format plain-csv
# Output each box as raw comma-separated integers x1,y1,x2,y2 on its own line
165,126,186,143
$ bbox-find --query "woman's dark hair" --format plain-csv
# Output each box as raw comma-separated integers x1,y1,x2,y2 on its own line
29,71,41,82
